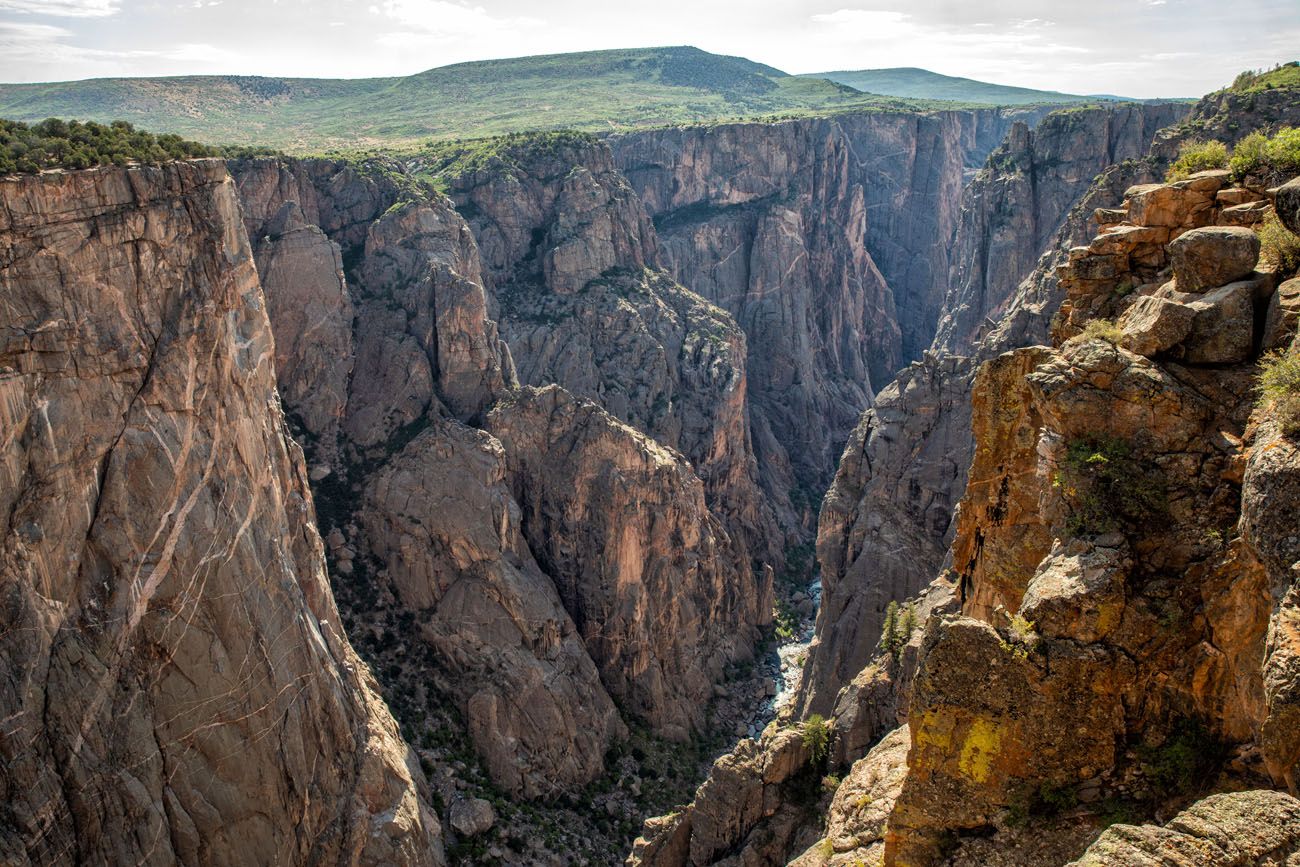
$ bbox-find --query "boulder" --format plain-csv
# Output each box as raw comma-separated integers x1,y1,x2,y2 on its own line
1019,541,1129,643
1216,187,1265,207
1276,176,1300,236
1168,226,1260,292
1118,294,1196,356
1183,279,1258,364
1125,182,1214,229
449,798,496,837
1219,200,1271,226
1263,277,1300,350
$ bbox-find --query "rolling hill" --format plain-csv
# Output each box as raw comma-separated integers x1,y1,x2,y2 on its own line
0,47,1058,153
803,67,1102,106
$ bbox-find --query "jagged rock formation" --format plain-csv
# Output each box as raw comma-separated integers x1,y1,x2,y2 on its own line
0,161,441,865
235,158,626,796
882,169,1300,864
788,726,911,867
934,103,1187,354
610,108,1051,512
796,101,1186,717
438,135,781,566
487,385,768,739
358,416,624,797
231,156,774,808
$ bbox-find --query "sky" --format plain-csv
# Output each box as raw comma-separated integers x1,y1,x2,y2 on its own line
0,0,1296,98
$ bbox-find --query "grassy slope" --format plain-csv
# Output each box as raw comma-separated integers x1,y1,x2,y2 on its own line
803,67,1098,106
0,47,1002,152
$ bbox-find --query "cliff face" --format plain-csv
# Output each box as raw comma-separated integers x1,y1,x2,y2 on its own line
0,162,440,865
232,157,636,796
609,108,1046,506
441,136,782,567
884,169,1300,864
231,155,773,810
487,385,766,740
934,103,1188,354
796,101,1187,717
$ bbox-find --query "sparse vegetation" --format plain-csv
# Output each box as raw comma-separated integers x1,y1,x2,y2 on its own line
802,714,830,765
1258,211,1300,275
1256,350,1300,435
998,614,1040,660
0,117,221,174
1138,718,1228,800
1052,435,1166,538
1165,139,1227,181
1229,61,1300,94
1072,318,1123,345
1228,127,1300,183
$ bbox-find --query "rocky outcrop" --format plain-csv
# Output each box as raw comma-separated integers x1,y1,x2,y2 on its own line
359,417,624,796
796,103,1186,718
881,170,1300,864
610,108,1048,508
627,724,818,867
0,162,441,865
1069,790,1300,866
788,726,911,867
487,385,768,739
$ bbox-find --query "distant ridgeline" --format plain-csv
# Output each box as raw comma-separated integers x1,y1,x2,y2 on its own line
0,46,1125,153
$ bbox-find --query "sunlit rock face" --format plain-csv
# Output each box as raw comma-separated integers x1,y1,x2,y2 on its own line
0,160,443,867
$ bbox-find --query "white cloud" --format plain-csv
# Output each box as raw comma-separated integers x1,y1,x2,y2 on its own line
0,0,119,17
375,0,541,39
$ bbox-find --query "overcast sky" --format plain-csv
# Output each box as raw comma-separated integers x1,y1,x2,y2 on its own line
0,0,1295,98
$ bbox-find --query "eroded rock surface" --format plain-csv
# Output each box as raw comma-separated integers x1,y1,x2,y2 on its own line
487,385,768,739
0,162,441,866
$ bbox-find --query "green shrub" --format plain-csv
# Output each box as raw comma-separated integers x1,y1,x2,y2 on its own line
1258,211,1300,275
1071,318,1123,345
801,714,830,765
1138,718,1227,799
1165,139,1227,181
1228,130,1268,179
1228,126,1300,183
1052,436,1166,538
1257,350,1300,435
0,118,218,174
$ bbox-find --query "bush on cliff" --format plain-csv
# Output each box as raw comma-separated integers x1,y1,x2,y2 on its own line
1258,211,1300,274
1228,127,1300,183
0,118,218,174
1053,436,1166,538
1166,139,1227,181
1256,350,1300,436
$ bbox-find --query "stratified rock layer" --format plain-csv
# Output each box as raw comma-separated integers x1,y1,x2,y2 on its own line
0,162,441,866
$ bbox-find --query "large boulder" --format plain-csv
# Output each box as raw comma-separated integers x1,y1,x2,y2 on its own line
1182,279,1259,364
1275,176,1300,236
1118,294,1196,356
1168,226,1260,292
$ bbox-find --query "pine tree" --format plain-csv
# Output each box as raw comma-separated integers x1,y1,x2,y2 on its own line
900,602,917,640
879,600,899,653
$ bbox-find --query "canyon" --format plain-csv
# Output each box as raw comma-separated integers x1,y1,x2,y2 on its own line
4,58,1300,867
